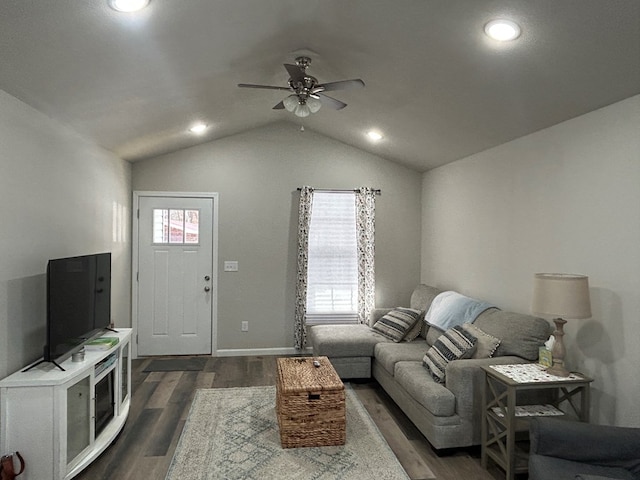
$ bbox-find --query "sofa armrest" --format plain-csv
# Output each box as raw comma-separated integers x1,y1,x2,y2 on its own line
530,418,640,469
445,356,529,424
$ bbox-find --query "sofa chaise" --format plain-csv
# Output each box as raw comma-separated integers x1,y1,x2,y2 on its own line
308,284,553,449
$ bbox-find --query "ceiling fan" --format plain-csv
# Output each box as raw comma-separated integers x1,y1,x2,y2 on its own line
238,56,365,117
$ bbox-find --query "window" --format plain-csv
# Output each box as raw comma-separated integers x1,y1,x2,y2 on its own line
152,209,200,244
305,192,359,324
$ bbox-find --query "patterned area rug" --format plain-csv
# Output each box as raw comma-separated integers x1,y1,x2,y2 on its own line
166,385,411,480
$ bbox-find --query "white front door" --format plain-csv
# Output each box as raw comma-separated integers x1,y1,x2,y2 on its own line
136,195,215,356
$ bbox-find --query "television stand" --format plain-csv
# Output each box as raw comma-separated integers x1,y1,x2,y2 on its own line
0,328,132,480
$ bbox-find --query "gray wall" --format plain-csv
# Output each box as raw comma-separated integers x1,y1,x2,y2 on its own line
0,89,132,379
132,121,422,352
421,95,640,426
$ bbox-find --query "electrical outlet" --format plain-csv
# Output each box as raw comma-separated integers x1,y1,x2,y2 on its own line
224,261,238,272
241,321,249,332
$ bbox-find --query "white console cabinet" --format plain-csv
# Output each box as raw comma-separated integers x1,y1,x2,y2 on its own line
0,328,132,480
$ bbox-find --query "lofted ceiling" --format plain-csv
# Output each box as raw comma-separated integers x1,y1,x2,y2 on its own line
0,1,638,172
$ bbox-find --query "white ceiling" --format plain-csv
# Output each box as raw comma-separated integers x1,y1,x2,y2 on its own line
1,0,638,171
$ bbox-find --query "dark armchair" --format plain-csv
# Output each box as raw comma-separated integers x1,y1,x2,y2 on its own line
528,417,640,480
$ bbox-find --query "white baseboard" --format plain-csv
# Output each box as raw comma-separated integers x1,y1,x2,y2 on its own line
215,347,313,357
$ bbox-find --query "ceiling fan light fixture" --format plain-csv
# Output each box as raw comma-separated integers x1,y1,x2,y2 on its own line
108,0,150,12
294,103,311,118
484,19,521,41
306,97,322,113
283,95,300,112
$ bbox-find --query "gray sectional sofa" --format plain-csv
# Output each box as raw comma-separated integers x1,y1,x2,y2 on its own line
308,284,553,449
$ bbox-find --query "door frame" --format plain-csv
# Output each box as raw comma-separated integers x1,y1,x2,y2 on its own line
132,191,219,359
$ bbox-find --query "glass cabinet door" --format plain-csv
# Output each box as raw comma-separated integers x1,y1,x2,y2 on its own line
121,342,130,404
66,375,91,466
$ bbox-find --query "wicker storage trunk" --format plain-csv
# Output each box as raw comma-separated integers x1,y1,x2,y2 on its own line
276,356,346,448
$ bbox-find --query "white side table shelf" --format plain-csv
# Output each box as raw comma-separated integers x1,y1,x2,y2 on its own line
0,328,132,480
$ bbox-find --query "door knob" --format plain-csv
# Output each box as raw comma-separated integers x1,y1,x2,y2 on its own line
204,275,210,281
204,286,211,292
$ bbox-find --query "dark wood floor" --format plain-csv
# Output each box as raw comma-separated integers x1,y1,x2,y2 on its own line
76,355,518,480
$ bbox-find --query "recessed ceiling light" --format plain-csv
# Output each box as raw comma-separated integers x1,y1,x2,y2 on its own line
108,0,150,13
484,19,521,41
367,131,383,141
189,123,208,134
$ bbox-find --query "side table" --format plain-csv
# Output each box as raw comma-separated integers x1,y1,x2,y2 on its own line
481,363,592,480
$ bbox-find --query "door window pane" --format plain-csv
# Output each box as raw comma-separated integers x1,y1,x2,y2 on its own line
185,210,199,244
169,209,184,243
153,209,200,245
153,209,169,243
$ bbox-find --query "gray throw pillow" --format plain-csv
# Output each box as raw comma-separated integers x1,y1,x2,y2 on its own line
372,307,422,342
462,322,500,358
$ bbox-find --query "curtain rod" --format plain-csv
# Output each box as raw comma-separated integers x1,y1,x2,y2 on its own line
297,187,382,195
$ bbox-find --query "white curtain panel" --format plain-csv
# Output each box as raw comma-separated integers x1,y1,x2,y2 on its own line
356,187,376,324
294,186,314,350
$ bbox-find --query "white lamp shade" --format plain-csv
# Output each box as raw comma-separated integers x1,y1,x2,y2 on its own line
531,273,592,319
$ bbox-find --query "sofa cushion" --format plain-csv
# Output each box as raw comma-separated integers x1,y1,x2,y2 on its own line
425,324,444,347
410,284,443,311
372,307,422,342
462,323,500,358
410,285,443,338
475,309,552,361
374,340,428,376
308,324,390,357
423,325,477,383
394,361,456,417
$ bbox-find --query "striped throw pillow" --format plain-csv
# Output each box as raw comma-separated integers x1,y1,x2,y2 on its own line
423,325,477,383
372,308,422,342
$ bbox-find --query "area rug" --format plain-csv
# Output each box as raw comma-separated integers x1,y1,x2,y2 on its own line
143,357,207,372
166,385,411,480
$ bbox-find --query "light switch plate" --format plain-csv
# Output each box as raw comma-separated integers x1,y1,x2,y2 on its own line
224,261,238,272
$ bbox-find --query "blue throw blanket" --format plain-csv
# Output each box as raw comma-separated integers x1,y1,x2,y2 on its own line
424,291,497,331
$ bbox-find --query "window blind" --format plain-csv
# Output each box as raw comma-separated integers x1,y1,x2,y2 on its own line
305,192,359,325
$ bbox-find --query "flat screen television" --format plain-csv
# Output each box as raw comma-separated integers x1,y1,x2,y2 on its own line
44,252,112,366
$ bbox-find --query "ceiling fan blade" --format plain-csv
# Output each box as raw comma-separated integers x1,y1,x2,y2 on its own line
237,83,291,91
273,101,285,110
317,93,347,110
283,63,305,83
315,79,365,92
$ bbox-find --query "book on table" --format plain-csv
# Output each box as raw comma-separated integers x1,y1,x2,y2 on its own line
84,337,119,351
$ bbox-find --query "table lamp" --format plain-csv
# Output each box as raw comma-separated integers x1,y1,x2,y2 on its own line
531,273,592,377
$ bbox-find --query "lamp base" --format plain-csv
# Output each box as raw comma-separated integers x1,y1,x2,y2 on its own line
545,361,570,377
547,317,570,377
